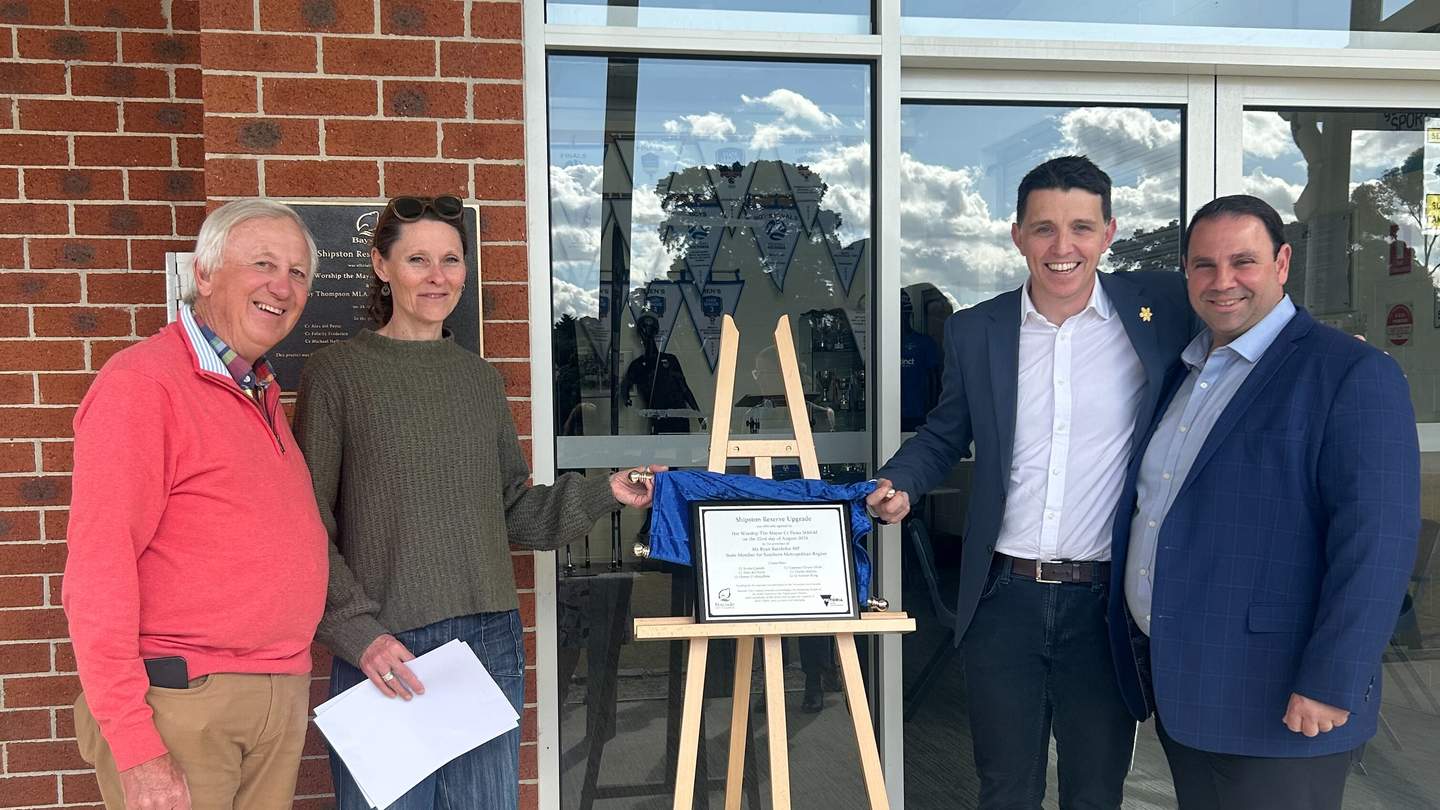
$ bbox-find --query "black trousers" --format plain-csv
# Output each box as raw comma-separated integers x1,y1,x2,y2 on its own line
961,557,1136,809
1155,712,1355,810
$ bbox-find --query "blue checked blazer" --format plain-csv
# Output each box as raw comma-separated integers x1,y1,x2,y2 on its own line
1107,307,1420,757
879,270,1194,644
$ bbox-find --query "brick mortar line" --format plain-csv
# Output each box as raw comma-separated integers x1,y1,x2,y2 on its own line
2,23,189,32
199,113,525,123
4,199,203,208
12,101,197,112
200,71,522,86
16,98,194,108
250,157,524,165
186,30,520,44
2,57,201,70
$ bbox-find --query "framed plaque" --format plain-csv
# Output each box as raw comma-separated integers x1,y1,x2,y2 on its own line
691,500,859,623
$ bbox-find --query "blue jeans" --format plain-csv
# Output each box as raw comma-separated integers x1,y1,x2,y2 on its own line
961,557,1136,809
329,611,526,810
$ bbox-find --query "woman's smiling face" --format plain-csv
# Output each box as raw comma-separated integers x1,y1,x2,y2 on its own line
372,218,467,336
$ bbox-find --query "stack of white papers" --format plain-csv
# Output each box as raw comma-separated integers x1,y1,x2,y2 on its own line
313,639,520,809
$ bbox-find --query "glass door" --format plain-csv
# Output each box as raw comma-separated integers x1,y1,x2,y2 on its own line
895,70,1212,808
1217,77,1440,808
545,54,878,809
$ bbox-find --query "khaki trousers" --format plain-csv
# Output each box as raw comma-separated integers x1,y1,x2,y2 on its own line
75,673,309,810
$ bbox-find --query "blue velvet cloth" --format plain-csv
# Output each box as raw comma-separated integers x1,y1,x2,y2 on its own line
646,470,879,603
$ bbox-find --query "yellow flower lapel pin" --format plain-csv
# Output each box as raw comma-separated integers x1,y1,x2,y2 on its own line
1139,306,1153,323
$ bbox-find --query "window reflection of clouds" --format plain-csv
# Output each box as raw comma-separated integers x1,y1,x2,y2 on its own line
548,57,870,321
1242,110,1436,221
899,104,1183,310
1241,108,1440,419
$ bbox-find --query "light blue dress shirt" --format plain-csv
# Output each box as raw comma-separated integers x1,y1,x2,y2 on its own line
1125,296,1297,635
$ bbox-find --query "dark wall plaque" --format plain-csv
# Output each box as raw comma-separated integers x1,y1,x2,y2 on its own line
265,201,483,390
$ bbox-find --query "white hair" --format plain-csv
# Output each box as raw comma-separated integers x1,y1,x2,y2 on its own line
183,199,318,305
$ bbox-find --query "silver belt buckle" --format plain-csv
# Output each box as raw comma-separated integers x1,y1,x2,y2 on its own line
1035,559,1065,584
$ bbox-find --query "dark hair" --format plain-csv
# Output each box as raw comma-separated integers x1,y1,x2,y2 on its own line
1015,155,1113,224
1182,194,1287,258
366,198,468,326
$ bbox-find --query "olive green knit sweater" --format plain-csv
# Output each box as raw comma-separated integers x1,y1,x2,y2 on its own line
294,329,619,665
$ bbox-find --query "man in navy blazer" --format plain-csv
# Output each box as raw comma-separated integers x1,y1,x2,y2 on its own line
1109,194,1419,809
869,155,1193,808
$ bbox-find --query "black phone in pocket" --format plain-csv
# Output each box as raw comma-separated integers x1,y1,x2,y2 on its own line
143,656,189,689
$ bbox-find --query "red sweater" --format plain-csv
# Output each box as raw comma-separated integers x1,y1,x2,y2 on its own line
63,322,328,771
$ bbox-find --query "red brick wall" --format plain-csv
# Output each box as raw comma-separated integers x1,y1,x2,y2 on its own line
0,1,532,807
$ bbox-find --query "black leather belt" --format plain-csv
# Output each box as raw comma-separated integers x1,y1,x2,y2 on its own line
1001,554,1110,584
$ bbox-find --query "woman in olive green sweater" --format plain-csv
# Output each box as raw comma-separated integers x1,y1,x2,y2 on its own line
294,195,657,810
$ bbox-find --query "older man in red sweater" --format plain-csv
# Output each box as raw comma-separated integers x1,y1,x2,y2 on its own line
64,199,329,810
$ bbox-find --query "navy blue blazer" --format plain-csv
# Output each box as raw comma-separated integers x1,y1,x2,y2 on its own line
879,270,1194,643
1107,308,1420,757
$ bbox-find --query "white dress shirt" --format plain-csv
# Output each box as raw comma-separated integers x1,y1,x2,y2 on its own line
993,278,1145,562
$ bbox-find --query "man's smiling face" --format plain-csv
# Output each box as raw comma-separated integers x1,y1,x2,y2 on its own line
1011,187,1117,323
193,217,311,363
1184,213,1291,348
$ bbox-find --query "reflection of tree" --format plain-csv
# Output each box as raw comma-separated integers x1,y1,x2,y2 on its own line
550,156,869,438
646,158,866,313
553,314,585,436
1108,220,1180,273
653,160,858,281
1351,147,1437,281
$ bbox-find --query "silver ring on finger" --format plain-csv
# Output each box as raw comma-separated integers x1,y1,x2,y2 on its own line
381,671,396,683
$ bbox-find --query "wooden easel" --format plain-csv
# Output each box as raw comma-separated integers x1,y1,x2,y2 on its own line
634,315,914,810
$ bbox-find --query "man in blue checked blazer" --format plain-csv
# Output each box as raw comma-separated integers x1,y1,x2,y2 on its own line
869,156,1195,808
1109,194,1420,810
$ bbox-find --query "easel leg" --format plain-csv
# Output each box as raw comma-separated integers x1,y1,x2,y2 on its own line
762,635,791,810
724,638,754,810
837,633,889,810
674,638,710,810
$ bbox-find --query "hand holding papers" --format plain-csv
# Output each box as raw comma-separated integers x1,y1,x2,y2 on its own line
313,639,519,809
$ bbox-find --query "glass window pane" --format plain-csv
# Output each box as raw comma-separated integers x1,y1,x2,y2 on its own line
902,0,1440,49
898,100,1185,805
1243,107,1440,422
549,56,872,467
548,57,876,809
899,102,1184,307
548,0,870,34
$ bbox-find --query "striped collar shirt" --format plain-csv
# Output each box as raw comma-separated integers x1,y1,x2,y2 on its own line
179,304,276,397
